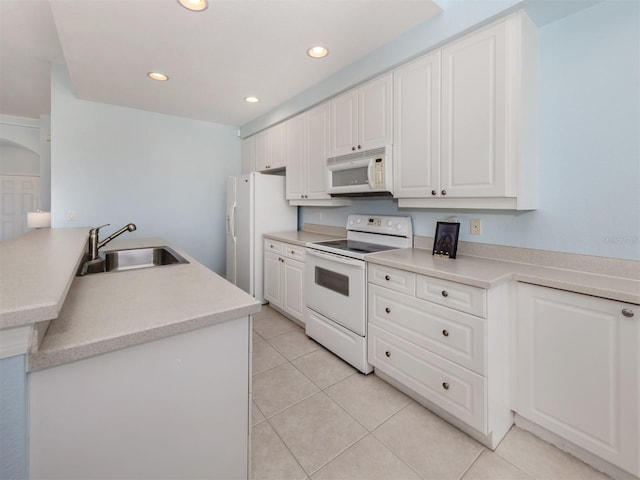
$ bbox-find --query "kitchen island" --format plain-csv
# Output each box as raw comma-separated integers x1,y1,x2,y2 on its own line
0,228,260,480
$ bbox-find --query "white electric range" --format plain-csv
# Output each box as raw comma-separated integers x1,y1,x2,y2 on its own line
305,215,413,373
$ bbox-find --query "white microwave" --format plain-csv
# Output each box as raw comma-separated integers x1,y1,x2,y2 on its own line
326,146,392,196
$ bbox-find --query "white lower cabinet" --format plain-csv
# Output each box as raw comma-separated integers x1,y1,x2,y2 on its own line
263,239,306,323
516,283,639,478
367,264,512,449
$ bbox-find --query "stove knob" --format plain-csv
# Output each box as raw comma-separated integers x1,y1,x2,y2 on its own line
356,218,361,224
387,220,393,227
349,220,354,225
397,224,403,230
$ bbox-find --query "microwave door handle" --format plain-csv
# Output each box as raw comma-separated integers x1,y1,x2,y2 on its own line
367,162,374,188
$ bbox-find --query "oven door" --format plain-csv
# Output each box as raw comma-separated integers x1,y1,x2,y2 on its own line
305,248,366,336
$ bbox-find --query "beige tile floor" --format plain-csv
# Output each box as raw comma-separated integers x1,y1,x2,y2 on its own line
251,306,611,480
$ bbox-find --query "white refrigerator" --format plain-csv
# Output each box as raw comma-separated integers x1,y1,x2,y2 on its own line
226,173,297,303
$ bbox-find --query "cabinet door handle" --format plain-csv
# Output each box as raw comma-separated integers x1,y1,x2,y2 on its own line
352,146,356,151
385,351,391,357
385,307,391,314
442,329,449,337
442,382,450,390
357,145,361,150
441,290,448,298
622,308,634,318
431,190,437,196
441,189,447,196
384,275,390,281
291,250,295,254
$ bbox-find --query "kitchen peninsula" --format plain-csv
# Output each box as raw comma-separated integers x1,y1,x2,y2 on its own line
0,228,261,479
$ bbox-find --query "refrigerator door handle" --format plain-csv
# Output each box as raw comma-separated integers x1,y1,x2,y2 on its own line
229,201,237,242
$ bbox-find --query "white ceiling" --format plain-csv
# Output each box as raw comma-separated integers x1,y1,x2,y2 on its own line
0,0,443,126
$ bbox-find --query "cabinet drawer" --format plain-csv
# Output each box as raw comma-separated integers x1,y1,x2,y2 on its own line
369,325,487,434
264,239,283,254
368,284,486,375
282,243,305,262
368,264,416,295
416,275,486,318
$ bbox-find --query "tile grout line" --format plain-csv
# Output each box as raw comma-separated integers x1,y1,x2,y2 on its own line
455,446,486,480
368,401,428,480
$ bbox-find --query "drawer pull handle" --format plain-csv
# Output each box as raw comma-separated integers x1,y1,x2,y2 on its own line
385,307,391,314
385,351,391,358
441,290,449,298
622,309,634,318
291,250,295,254
384,275,390,281
442,329,449,337
442,382,450,390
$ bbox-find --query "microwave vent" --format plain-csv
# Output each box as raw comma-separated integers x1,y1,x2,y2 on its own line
328,146,387,165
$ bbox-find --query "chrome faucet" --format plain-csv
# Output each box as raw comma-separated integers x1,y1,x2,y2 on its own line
88,223,137,260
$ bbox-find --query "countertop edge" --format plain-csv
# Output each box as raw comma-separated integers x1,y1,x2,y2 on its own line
366,248,640,305
29,302,261,372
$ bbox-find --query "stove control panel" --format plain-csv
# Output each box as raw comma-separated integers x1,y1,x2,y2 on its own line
347,215,413,238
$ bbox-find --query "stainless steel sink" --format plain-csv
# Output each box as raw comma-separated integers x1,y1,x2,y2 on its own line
78,246,189,275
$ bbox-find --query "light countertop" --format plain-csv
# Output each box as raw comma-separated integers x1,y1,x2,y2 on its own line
7,233,261,371
367,248,640,305
0,227,89,329
264,230,344,246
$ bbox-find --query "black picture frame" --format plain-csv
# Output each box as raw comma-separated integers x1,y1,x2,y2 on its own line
432,222,460,259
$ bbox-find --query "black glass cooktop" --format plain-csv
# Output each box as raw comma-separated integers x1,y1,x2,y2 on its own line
312,239,397,255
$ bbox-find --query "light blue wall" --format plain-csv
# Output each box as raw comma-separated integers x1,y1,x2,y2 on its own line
51,64,241,272
0,355,28,480
297,0,639,261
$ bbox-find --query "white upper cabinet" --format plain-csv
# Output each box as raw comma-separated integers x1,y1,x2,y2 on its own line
286,102,351,206
393,50,441,198
395,11,539,210
330,73,393,156
284,114,306,200
440,17,510,199
256,122,287,172
241,136,256,174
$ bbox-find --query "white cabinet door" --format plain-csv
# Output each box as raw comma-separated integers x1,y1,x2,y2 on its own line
393,52,441,198
255,123,287,171
283,258,305,322
306,102,331,200
285,114,306,200
359,72,393,152
241,136,256,173
440,19,509,198
269,122,287,170
330,89,358,156
330,73,393,157
255,130,269,171
517,283,639,476
263,251,282,308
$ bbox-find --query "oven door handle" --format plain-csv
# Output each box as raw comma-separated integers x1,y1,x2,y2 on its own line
306,248,365,268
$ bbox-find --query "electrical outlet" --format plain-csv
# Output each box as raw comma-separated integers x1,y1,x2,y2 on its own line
67,210,76,222
470,219,482,235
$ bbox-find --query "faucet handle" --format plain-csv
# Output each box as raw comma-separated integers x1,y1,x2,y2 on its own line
90,224,110,234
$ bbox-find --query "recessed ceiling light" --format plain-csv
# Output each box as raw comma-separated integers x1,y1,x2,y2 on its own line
307,46,329,58
244,96,260,103
177,0,208,11
147,72,169,81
